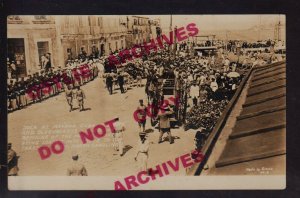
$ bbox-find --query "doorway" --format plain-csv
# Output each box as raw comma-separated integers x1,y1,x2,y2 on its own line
7,38,27,77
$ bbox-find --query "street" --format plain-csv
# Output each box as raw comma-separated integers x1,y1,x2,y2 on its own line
8,76,196,176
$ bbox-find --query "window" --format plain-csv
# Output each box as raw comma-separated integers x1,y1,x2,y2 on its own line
115,41,118,51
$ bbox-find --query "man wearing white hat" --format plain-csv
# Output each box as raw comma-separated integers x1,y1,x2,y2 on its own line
134,132,150,172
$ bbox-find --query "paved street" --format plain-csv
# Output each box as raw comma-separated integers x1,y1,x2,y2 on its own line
8,76,196,176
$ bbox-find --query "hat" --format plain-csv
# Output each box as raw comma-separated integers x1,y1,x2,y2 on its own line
72,153,79,160
139,132,146,137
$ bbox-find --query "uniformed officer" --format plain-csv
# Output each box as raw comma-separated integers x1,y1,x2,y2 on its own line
113,118,125,156
67,154,88,176
8,143,19,176
75,86,86,111
134,132,150,172
65,85,73,112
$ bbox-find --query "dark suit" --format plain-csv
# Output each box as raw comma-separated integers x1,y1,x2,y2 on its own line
117,75,125,93
106,76,113,95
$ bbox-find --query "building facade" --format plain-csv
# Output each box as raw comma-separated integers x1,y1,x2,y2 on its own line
58,15,128,60
7,15,159,78
125,16,152,47
7,15,62,77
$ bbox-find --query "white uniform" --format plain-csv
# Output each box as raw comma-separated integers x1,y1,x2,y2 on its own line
113,121,125,155
137,139,149,171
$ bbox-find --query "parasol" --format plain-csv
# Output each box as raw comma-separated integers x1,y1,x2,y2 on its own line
227,71,240,78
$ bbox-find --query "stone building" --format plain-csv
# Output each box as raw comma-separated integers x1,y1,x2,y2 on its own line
125,16,152,47
7,15,62,77
58,15,127,60
7,15,157,78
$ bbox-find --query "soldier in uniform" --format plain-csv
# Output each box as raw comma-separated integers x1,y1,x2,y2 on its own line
8,84,18,111
65,85,74,112
18,78,27,107
67,154,88,176
134,132,150,172
75,86,86,111
113,118,125,156
8,143,19,176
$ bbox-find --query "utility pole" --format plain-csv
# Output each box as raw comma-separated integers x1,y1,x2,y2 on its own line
168,14,172,62
258,15,262,41
274,15,281,42
277,15,281,41
225,30,228,51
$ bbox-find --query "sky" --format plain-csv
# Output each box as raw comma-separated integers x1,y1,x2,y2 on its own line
147,15,285,31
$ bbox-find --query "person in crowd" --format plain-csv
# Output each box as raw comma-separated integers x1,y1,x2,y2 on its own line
210,77,219,99
8,143,19,176
106,73,114,95
8,83,18,111
224,57,230,72
75,86,86,112
190,81,200,107
45,53,52,72
194,128,207,150
134,132,150,172
113,118,125,157
136,72,143,87
157,105,174,144
16,81,26,108
117,72,125,93
10,61,17,79
199,85,208,103
136,99,147,133
65,85,74,112
67,154,88,176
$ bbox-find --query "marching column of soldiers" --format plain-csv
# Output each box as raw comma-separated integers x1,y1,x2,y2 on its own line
7,60,99,113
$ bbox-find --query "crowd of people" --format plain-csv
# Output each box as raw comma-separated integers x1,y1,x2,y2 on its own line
98,40,279,150
7,37,287,176
7,59,100,113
